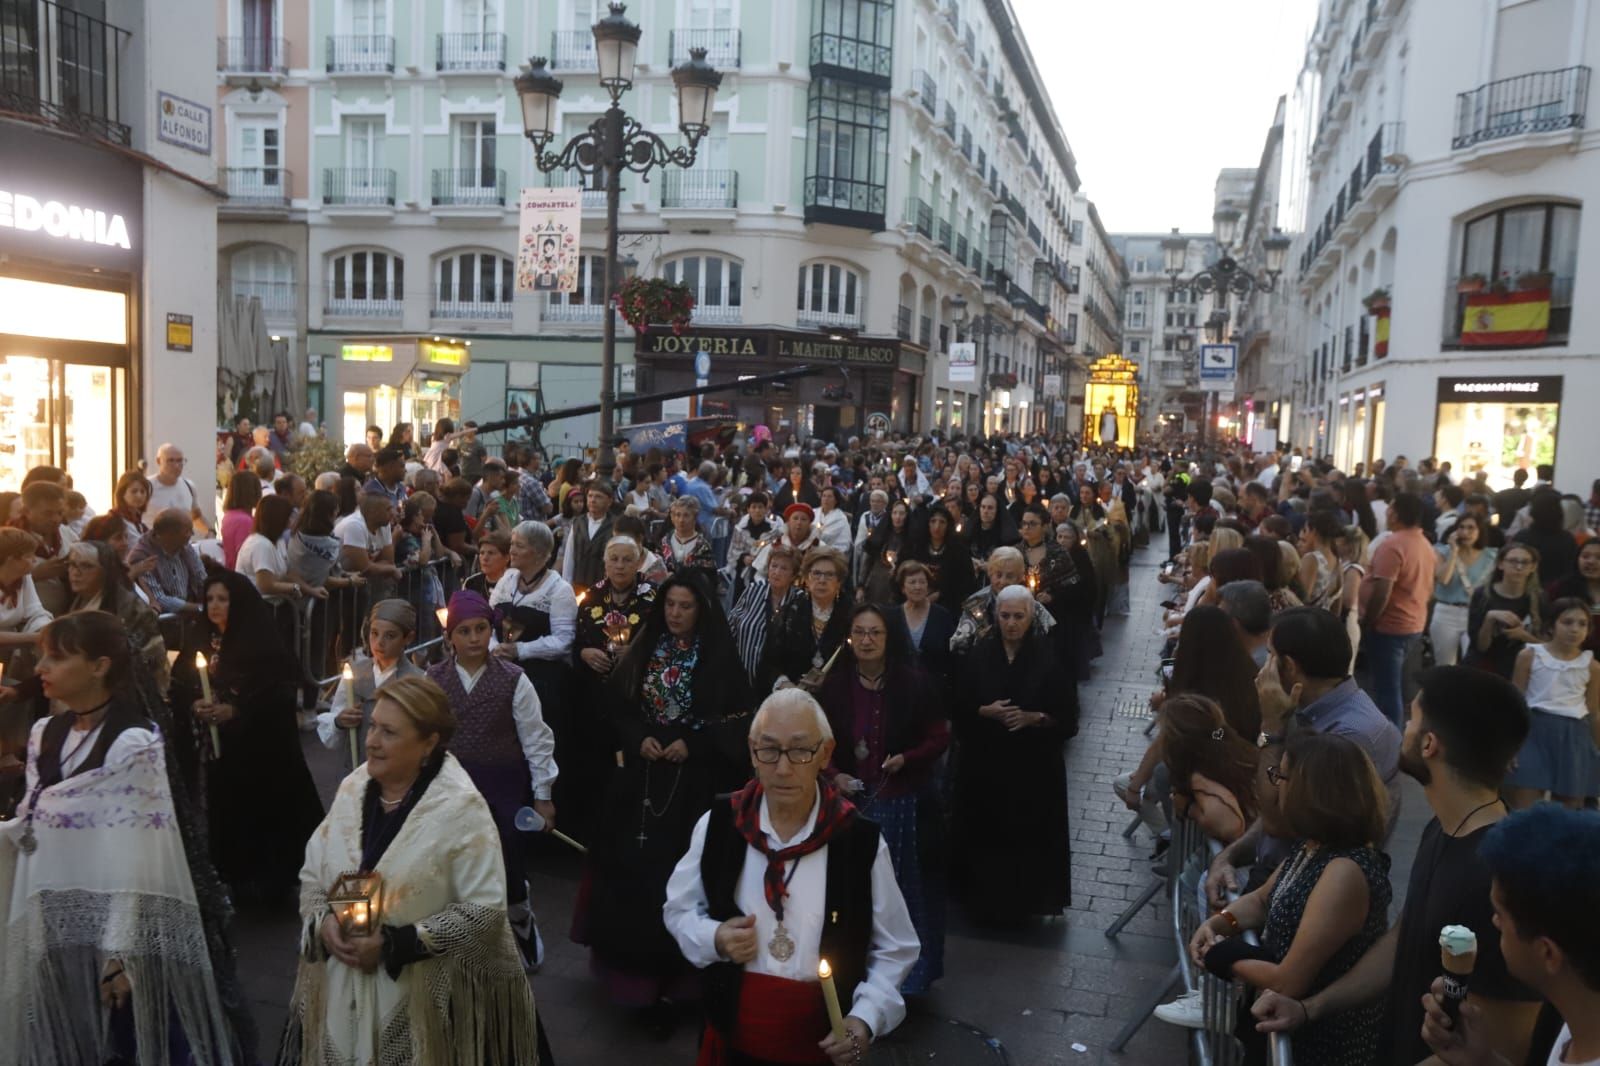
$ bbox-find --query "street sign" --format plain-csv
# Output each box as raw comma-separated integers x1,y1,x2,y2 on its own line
1199,344,1237,380
865,411,890,436
693,350,712,378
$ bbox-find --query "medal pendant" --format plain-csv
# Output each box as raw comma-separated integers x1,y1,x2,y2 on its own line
768,922,796,962
18,825,36,855
853,738,870,762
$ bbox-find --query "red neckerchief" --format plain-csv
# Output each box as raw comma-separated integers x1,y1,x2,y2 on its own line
9,516,58,559
730,778,856,922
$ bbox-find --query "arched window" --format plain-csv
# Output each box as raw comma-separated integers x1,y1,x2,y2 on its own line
664,254,742,323
1448,201,1579,346
546,255,633,323
230,245,294,319
796,261,864,328
327,250,404,316
434,251,512,319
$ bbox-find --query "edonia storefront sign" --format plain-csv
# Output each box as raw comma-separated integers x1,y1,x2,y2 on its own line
0,189,133,250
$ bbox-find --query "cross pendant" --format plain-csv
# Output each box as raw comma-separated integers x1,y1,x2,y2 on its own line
636,830,648,847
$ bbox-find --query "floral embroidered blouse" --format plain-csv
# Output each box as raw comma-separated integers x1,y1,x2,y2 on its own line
641,634,701,727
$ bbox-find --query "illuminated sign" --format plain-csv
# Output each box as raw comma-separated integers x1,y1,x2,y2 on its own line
420,342,467,368
0,189,132,250
341,344,394,362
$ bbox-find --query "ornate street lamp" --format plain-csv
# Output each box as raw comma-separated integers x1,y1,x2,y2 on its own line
515,2,722,474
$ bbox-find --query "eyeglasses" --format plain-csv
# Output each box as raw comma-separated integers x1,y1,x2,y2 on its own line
1503,557,1535,568
808,571,839,582
850,627,886,639
1266,765,1290,786
752,743,823,765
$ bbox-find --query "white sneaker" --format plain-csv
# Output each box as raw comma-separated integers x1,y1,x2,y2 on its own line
1153,989,1206,1029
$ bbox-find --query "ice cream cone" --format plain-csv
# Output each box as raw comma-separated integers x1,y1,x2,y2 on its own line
1438,925,1478,1022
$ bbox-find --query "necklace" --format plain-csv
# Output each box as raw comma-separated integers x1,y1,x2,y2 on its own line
378,783,414,810
767,859,804,961
18,705,113,856
636,760,685,847
856,668,885,688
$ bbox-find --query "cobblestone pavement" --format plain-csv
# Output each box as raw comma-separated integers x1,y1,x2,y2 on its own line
239,539,1418,1065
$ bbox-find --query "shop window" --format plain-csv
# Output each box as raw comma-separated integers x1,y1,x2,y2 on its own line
328,250,403,316
663,254,743,323
1445,201,1579,347
796,260,864,328
803,77,889,229
434,251,512,318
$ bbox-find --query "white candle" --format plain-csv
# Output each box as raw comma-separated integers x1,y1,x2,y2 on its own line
342,662,359,768
194,652,221,757
818,959,846,1040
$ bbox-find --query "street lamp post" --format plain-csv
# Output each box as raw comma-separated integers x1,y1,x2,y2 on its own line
515,2,722,476
950,290,1025,434
1160,209,1290,453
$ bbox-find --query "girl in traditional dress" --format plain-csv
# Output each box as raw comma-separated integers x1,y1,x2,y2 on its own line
318,599,425,769
281,674,545,1066
427,590,558,972
658,497,716,578
575,571,748,1031
816,603,949,993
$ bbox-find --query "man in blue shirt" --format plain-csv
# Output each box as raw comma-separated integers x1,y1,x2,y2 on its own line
682,460,721,534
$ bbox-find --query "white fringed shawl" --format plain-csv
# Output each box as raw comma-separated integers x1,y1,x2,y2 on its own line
0,726,233,1066
279,754,539,1066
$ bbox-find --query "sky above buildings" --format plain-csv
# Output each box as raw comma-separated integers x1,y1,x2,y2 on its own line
1016,0,1316,234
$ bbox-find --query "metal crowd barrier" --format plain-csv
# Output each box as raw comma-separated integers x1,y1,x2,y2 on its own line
1108,813,1292,1065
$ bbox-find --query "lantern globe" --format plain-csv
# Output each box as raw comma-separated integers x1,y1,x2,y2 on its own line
1161,228,1189,275
593,1,642,94
514,58,563,143
671,47,723,142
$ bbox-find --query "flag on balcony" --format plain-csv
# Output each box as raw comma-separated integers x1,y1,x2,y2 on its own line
1374,310,1390,358
1461,290,1550,347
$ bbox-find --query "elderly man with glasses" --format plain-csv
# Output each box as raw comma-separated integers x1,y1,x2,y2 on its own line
145,443,209,535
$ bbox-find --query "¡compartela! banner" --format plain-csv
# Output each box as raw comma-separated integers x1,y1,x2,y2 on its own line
517,187,582,294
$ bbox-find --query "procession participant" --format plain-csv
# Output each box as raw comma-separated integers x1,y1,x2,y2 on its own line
316,599,424,761
951,586,1076,923
857,499,909,605
760,547,852,695
662,688,920,1066
279,675,545,1066
730,545,805,689
491,519,578,710
751,503,822,580
660,496,718,577
816,604,948,994
463,528,511,599
889,561,957,685
576,571,748,1029
0,612,237,1066
729,491,776,578
967,493,1017,563
1017,502,1096,672
427,589,558,972
949,546,1056,658
558,479,617,589
906,506,976,606
814,486,855,558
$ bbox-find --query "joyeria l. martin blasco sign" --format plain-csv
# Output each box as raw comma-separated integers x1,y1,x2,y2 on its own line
637,327,902,367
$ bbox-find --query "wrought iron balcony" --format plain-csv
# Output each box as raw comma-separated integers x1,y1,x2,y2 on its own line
326,291,403,317
669,28,740,68
903,197,934,239
550,30,596,70
433,299,511,320
919,315,933,347
809,31,892,82
937,219,953,253
431,168,505,206
0,0,130,144
1453,66,1590,149
436,32,505,71
544,300,606,324
322,168,396,206
913,69,937,115
219,36,287,74
222,167,291,207
231,279,297,319
661,169,738,210
326,36,394,74
896,305,913,339
804,175,886,228
692,298,743,324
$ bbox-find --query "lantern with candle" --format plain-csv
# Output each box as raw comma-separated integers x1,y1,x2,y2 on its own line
602,610,632,655
328,870,384,938
1025,567,1040,593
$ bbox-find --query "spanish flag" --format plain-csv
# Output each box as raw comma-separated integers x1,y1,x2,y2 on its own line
1374,311,1390,358
1461,290,1550,346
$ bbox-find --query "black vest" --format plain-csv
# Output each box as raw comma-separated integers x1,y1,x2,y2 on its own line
569,514,614,588
698,799,880,1037
36,707,144,788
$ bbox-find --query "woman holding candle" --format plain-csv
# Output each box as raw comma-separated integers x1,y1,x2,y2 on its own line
729,545,805,689
905,506,976,607
949,547,1058,660
316,599,424,765
172,565,324,903
816,603,949,994
576,571,748,1028
281,674,547,1066
760,547,852,695
858,499,909,606
813,485,854,558
966,493,1018,565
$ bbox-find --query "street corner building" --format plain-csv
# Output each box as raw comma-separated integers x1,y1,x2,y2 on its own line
0,0,221,516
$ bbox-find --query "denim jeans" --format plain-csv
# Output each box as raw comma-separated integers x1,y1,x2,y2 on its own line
1362,630,1420,727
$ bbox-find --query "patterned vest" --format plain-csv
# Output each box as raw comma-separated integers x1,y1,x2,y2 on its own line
426,658,524,768
351,655,425,747
568,514,614,588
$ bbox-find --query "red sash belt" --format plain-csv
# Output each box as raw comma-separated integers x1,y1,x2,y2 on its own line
696,972,831,1066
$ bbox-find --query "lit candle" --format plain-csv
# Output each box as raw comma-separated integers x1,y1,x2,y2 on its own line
435,606,450,630
818,959,846,1040
349,898,370,935
884,549,897,568
342,662,360,769
1026,570,1039,592
194,652,221,757
575,589,587,606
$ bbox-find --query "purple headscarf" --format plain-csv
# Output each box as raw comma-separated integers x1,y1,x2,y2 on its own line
445,589,497,633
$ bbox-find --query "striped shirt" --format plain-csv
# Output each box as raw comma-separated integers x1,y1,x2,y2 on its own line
728,578,802,685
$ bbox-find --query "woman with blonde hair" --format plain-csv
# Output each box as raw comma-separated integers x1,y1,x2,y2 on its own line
281,674,546,1065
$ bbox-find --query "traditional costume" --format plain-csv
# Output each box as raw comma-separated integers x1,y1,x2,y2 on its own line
663,779,919,1065
749,507,821,581
279,754,542,1066
568,573,655,839
489,563,576,710
757,591,850,696
659,529,717,577
316,600,426,764
560,510,615,590
948,585,1056,659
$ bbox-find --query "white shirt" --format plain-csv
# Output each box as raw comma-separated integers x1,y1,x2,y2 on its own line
454,661,558,800
236,532,288,593
1549,1024,1600,1066
316,659,404,749
751,529,821,579
559,515,608,583
662,786,920,1042
490,568,577,662
0,575,52,636
27,718,158,782
814,507,853,558
334,511,387,555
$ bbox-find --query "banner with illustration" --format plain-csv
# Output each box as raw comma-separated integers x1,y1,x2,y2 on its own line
516,187,581,293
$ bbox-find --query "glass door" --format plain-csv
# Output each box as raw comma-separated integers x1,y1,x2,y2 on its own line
343,117,385,200
0,355,127,512
237,119,282,198
453,117,497,200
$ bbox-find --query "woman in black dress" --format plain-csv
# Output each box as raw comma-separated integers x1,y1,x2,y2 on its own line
967,493,1017,564
951,585,1077,923
858,499,910,605
890,560,957,685
758,546,852,695
1017,504,1098,680
576,571,748,1029
908,506,977,607
172,566,323,903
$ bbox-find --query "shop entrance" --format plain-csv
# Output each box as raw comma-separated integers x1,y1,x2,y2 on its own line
0,355,128,511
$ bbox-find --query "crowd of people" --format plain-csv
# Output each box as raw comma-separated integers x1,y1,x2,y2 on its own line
3,412,1600,1066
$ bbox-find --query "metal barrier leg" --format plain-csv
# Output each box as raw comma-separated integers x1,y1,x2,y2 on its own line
1122,812,1143,839
1108,961,1181,1052
1104,873,1165,938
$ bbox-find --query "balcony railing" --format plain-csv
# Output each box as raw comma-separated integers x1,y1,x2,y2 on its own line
937,219,953,253
913,69,937,115
919,315,933,347
231,279,297,319
903,197,934,238
797,307,865,330
0,0,131,144
1366,122,1403,178
431,168,505,206
433,298,511,320
896,304,913,339
960,126,973,161
809,31,892,81
956,235,969,263
1453,66,1590,149
326,35,394,73
941,102,957,140
544,300,606,323
218,36,287,74
323,168,396,206
669,28,741,68
222,167,291,206
326,293,403,317
436,32,505,71
545,169,609,211
550,30,595,69
661,169,738,209
804,176,886,218
1445,275,1574,347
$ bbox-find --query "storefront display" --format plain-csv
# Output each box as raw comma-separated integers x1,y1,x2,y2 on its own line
1082,354,1139,447
332,338,468,445
1434,376,1561,486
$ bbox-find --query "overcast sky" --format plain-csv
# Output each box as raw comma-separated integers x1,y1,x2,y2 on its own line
1013,0,1316,234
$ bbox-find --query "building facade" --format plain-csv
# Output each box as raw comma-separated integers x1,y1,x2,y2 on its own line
214,0,1104,450
1283,0,1598,486
1110,231,1218,439
1,0,220,514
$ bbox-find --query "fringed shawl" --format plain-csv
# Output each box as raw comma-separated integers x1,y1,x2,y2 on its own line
279,754,539,1066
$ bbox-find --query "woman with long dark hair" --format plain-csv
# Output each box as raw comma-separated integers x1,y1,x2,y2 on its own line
113,468,152,540
1546,538,1600,654
576,571,749,1029
65,539,166,682
1466,541,1545,678
815,602,948,993
1167,604,1264,739
859,498,911,605
908,506,976,606
1158,694,1259,845
1340,479,1379,541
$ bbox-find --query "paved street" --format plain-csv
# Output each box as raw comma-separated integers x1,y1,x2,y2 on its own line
232,542,1428,1065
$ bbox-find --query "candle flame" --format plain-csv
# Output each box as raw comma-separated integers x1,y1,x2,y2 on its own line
193,651,207,670
342,662,354,682
818,959,832,979
575,590,587,605
435,606,450,629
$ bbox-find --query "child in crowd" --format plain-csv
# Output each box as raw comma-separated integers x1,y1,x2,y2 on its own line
1507,597,1600,810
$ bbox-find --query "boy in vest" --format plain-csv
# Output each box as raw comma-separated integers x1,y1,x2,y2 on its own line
317,599,424,767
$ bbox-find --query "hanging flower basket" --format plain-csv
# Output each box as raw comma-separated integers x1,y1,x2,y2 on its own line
613,277,696,335
1515,269,1553,292
1456,273,1487,295
1362,286,1391,315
